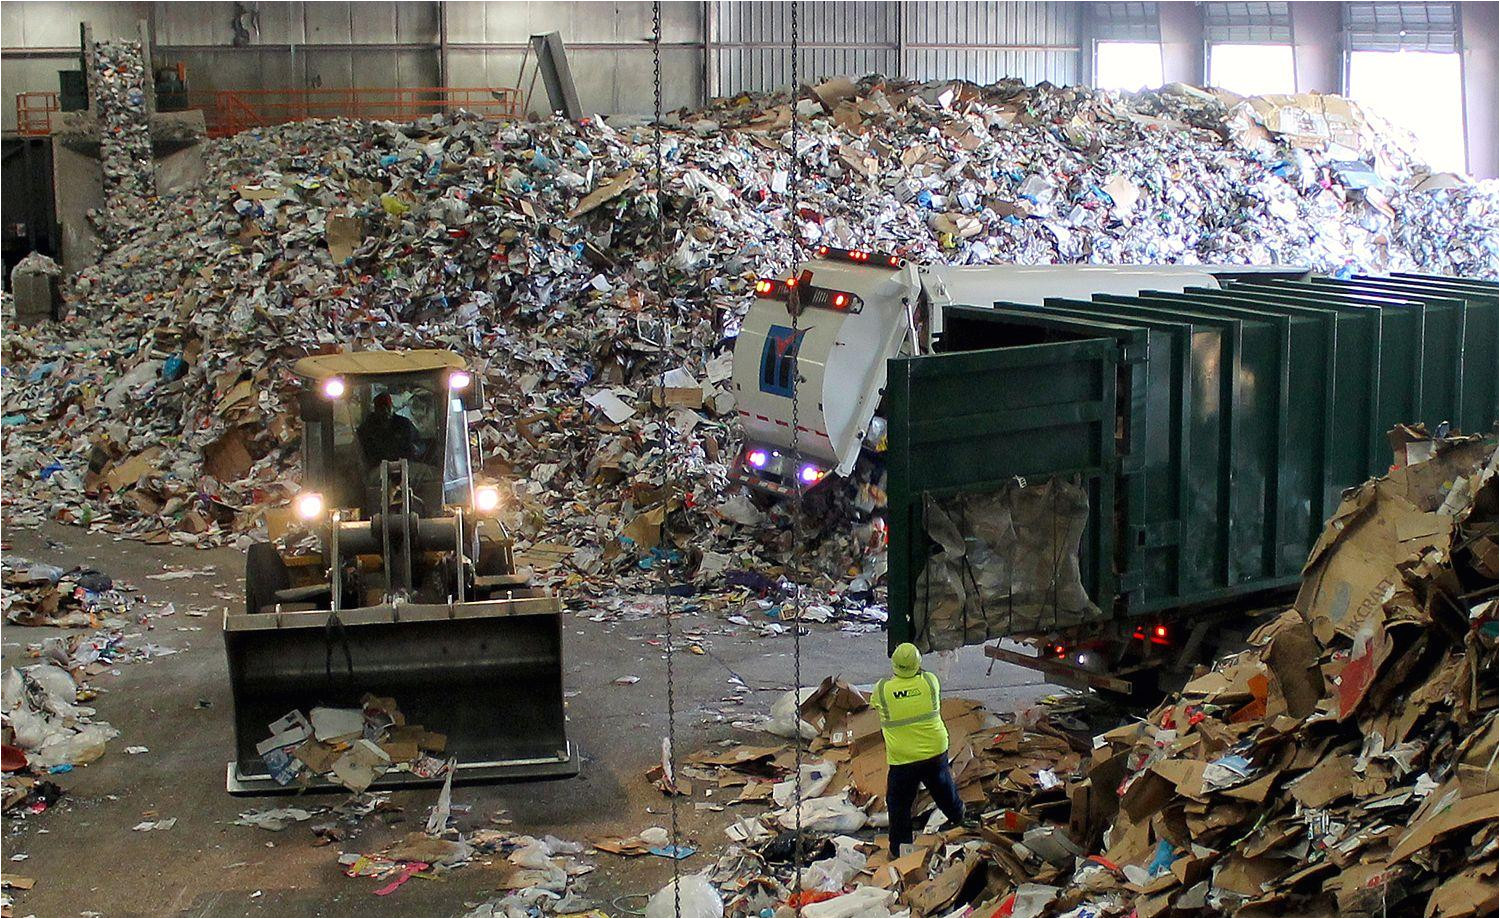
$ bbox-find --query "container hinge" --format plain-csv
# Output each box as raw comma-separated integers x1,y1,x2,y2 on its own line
1130,521,1182,548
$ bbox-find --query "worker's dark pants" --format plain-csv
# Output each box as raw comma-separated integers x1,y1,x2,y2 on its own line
886,751,965,855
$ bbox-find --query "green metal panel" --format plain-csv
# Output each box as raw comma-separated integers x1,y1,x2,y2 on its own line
1022,300,1216,604
885,275,1496,653
1303,278,1468,430
943,307,1177,609
886,337,1118,650
1218,283,1402,481
1134,289,1320,576
1340,276,1497,437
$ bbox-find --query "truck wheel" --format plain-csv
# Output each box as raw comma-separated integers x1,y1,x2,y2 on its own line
245,542,291,615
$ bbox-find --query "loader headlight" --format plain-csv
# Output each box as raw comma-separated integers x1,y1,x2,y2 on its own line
448,370,471,391
473,485,501,514
321,376,346,399
294,492,325,520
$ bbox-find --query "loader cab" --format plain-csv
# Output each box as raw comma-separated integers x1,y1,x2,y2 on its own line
294,351,482,518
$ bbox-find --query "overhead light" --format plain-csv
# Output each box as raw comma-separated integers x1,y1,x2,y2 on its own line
321,377,346,399
294,492,325,520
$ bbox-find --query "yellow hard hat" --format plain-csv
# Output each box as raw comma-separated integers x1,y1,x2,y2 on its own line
891,642,921,678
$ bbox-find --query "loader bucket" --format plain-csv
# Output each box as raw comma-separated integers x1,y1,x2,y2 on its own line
223,598,579,794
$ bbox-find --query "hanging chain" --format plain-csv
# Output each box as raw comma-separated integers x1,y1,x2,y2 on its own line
786,1,806,913
651,5,682,917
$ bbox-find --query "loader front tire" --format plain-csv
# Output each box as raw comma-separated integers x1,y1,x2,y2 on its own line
245,542,291,615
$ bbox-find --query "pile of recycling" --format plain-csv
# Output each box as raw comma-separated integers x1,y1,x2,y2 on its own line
653,427,1497,917
88,39,154,221
230,775,596,912
5,75,1497,602
2,556,132,628
251,695,452,793
2,561,184,818
2,659,120,814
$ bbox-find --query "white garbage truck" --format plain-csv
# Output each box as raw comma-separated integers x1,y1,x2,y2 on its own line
728,246,1223,496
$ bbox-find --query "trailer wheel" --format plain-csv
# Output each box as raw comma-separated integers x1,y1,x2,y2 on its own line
245,542,291,615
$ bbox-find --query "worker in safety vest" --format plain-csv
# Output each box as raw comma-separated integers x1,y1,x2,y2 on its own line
873,642,971,856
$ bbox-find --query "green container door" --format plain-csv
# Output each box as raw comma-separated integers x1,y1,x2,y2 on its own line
886,336,1118,648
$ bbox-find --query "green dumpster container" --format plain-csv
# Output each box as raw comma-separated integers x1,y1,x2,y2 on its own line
887,275,1498,656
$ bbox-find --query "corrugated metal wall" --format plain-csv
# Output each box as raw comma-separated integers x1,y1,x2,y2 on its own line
443,1,702,116
710,1,1082,96
905,2,1079,85
155,2,441,96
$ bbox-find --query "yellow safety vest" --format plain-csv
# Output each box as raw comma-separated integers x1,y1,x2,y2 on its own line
872,670,949,766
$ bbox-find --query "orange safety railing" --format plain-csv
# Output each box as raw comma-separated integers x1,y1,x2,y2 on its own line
12,86,523,138
16,91,61,136
189,86,525,137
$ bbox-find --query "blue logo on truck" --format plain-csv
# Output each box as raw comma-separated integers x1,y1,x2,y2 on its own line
760,325,805,398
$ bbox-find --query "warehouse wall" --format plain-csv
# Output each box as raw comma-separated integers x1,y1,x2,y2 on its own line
155,2,442,97
444,1,703,115
709,1,1080,95
3,1,1083,131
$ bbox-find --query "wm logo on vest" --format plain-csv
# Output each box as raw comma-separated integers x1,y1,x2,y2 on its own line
892,689,921,699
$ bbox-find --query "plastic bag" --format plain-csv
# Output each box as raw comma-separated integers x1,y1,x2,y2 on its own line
773,759,835,806
762,686,819,740
777,794,867,833
800,885,897,918
645,874,724,918
803,835,868,891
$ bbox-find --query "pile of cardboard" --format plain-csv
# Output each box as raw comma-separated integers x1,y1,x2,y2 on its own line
1,557,131,628
253,695,450,793
1037,430,1498,917
642,676,1089,916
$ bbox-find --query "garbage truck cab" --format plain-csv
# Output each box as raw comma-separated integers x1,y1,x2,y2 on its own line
223,349,579,793
730,249,1222,496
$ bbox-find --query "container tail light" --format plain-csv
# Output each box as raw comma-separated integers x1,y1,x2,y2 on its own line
797,464,826,485
832,292,850,309
816,245,903,267
746,449,770,469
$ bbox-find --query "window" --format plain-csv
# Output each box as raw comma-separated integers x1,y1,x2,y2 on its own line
1208,43,1295,96
1347,50,1466,172
759,326,805,398
1094,41,1164,91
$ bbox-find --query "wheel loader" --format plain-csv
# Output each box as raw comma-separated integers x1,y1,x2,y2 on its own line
223,349,579,793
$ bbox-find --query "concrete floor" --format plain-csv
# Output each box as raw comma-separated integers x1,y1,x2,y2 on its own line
2,521,1060,917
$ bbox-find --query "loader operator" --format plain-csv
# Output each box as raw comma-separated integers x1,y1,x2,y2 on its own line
874,642,972,856
358,392,423,465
